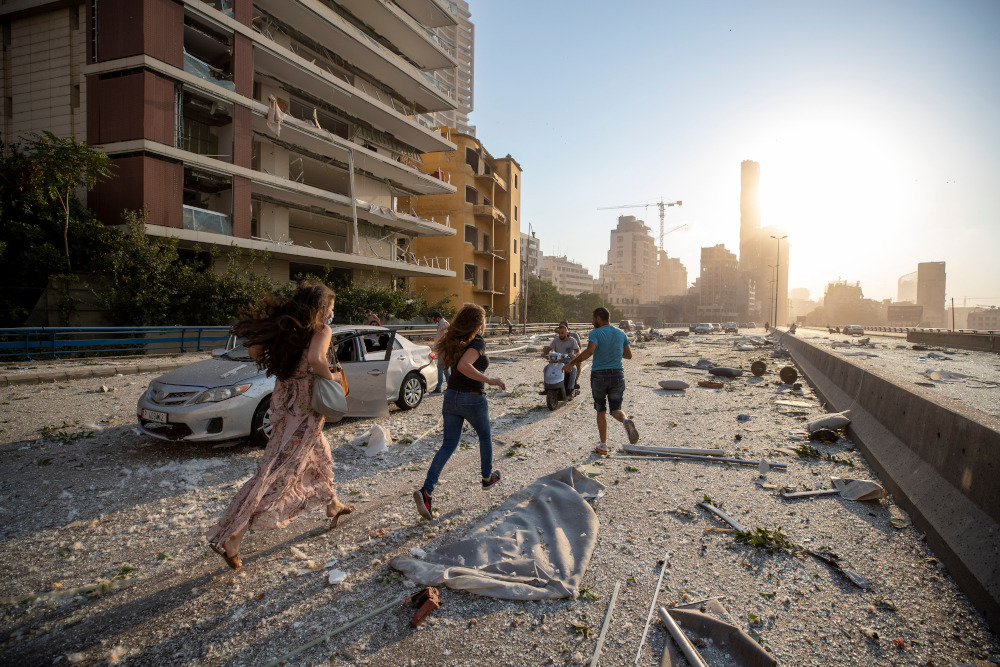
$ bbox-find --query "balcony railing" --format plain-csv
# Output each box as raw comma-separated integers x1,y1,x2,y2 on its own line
473,169,507,191
184,205,233,236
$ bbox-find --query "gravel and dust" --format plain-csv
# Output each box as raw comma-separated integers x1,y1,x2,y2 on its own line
0,331,997,666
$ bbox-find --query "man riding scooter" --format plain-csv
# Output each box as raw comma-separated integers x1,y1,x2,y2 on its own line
541,324,581,400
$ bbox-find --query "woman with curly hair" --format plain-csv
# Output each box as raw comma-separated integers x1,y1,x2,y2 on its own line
206,281,353,570
414,303,506,519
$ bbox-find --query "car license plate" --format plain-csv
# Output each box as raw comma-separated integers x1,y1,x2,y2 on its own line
142,409,167,424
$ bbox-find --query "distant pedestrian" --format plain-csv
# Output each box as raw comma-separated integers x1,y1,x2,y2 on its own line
563,307,639,455
365,309,381,327
431,311,449,393
206,282,353,570
414,304,505,520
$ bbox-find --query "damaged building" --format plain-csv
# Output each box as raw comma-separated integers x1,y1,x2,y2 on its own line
0,0,467,288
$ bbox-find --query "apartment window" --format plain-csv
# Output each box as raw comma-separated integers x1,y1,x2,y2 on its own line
482,268,491,290
465,186,478,205
514,173,518,189
514,240,518,254
464,263,476,283
514,272,517,288
483,233,490,251
514,205,518,221
464,224,477,249
465,147,479,172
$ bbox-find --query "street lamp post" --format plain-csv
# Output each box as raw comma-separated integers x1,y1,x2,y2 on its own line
770,235,787,328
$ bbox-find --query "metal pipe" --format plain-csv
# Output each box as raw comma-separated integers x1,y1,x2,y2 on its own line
590,580,621,667
635,551,671,665
615,453,787,469
657,607,709,667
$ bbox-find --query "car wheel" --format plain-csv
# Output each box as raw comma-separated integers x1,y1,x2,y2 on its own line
250,395,273,447
396,373,424,410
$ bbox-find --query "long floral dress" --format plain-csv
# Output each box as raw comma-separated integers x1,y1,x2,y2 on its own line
207,353,339,550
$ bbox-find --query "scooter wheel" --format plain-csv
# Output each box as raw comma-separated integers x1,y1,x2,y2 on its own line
546,389,559,411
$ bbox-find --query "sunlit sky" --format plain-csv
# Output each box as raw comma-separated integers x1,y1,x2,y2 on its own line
470,0,1000,306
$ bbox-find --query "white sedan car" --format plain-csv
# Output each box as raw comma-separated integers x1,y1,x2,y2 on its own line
136,326,436,446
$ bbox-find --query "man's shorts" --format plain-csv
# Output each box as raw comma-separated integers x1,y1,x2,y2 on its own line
590,369,625,413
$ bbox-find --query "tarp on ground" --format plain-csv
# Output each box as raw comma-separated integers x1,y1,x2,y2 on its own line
391,467,605,600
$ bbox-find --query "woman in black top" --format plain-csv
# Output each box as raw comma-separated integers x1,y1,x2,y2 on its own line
414,304,506,519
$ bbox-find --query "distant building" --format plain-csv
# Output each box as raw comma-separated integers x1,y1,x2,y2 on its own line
540,255,595,296
597,215,659,319
520,232,543,277
737,161,789,325
897,271,918,303
404,131,522,320
917,262,946,327
657,251,688,298
824,280,883,325
968,307,1000,330
697,244,739,323
422,0,475,136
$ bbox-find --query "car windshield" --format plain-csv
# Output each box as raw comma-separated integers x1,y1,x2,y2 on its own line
222,345,256,362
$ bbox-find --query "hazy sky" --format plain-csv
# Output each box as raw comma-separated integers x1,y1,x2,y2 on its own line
470,0,1000,306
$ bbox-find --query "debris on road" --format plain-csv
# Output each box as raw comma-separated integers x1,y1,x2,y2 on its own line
806,410,851,433
657,380,690,390
709,367,743,378
697,380,725,389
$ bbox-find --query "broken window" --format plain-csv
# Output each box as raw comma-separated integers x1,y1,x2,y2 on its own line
177,88,233,161
465,147,479,172
183,13,234,91
464,225,478,249
464,264,476,283
183,166,233,236
465,186,478,205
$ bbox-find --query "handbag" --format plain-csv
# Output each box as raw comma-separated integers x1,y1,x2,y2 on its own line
311,354,350,417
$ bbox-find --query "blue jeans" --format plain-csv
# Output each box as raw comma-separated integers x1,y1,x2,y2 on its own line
590,369,625,413
422,389,493,494
435,365,450,392
565,366,579,392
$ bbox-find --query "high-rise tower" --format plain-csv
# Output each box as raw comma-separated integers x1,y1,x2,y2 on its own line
737,160,788,325
739,160,761,264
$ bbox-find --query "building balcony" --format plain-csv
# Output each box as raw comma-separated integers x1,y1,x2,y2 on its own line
474,284,507,295
473,247,506,259
473,204,506,225
394,0,458,29
252,0,458,112
473,169,507,191
334,0,459,71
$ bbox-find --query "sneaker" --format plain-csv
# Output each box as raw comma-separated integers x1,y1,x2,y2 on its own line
623,418,640,444
413,489,432,520
595,443,609,455
481,471,501,489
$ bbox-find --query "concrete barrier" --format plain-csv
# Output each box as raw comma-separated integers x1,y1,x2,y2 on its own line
782,333,1000,633
907,331,1000,353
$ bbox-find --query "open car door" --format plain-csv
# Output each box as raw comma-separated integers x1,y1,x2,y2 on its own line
332,331,390,418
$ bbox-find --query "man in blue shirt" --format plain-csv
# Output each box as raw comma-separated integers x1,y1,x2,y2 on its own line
563,307,639,454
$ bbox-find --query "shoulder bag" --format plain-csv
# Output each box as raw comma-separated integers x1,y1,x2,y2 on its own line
311,352,350,417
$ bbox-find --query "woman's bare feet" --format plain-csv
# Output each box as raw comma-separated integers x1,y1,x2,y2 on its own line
327,501,355,529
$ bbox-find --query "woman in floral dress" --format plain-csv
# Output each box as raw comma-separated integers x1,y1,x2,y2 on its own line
206,282,353,570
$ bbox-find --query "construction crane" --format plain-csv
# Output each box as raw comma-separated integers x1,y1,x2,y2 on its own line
597,198,683,250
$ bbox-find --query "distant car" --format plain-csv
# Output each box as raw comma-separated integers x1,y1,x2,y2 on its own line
845,325,865,336
694,323,713,334
136,326,436,446
619,320,634,331
634,321,645,331
745,322,757,328
710,323,722,333
724,322,739,334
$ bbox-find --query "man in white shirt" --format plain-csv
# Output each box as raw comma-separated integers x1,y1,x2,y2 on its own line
431,311,449,393
541,324,581,397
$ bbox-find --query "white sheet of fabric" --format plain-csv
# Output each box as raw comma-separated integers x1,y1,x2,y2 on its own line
391,467,605,600
266,95,286,136
363,425,391,456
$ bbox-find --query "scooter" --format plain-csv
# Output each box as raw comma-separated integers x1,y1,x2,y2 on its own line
543,352,578,410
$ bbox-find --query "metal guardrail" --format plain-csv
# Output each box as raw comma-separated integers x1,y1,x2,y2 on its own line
0,327,232,361
0,323,597,361
807,325,999,335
